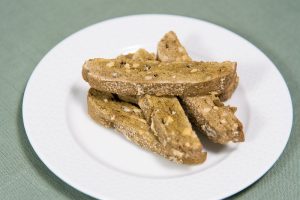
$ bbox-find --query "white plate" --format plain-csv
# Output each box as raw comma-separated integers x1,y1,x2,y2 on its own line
23,14,293,200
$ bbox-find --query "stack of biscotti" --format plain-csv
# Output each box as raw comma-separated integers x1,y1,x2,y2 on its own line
83,31,244,165
157,31,244,143
88,88,206,164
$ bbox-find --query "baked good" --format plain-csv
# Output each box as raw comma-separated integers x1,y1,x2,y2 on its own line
157,31,192,62
119,48,206,163
182,94,244,143
82,58,236,96
138,95,206,163
157,31,244,143
219,75,239,101
157,31,238,101
88,88,206,164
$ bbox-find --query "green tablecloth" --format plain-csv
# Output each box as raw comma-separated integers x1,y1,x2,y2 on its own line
0,0,299,199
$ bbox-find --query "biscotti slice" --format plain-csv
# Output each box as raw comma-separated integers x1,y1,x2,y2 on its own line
157,31,238,101
138,94,207,163
182,94,244,144
157,31,192,62
219,75,239,101
88,88,206,164
83,58,236,96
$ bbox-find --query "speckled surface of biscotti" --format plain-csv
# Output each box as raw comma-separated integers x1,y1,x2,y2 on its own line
138,95,206,163
157,31,192,62
88,88,206,164
116,49,155,104
83,58,236,96
182,94,244,143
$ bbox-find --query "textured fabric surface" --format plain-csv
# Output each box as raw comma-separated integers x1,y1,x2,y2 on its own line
0,0,299,199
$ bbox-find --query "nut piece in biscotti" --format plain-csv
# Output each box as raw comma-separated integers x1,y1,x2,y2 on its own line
82,58,236,96
157,31,192,62
182,94,244,144
88,88,206,164
138,94,207,164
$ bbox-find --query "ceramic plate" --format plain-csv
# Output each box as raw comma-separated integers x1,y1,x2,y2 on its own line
23,14,293,200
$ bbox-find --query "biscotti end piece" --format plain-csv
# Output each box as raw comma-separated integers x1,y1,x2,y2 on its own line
219,76,239,101
88,88,204,164
157,31,192,62
182,94,244,144
83,58,236,96
138,94,207,164
88,88,160,151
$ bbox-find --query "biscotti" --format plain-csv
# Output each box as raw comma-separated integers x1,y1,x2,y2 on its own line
88,88,206,164
157,31,238,101
157,31,244,144
83,30,245,166
182,94,244,143
157,31,192,62
138,95,206,163
83,58,236,96
219,75,239,101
